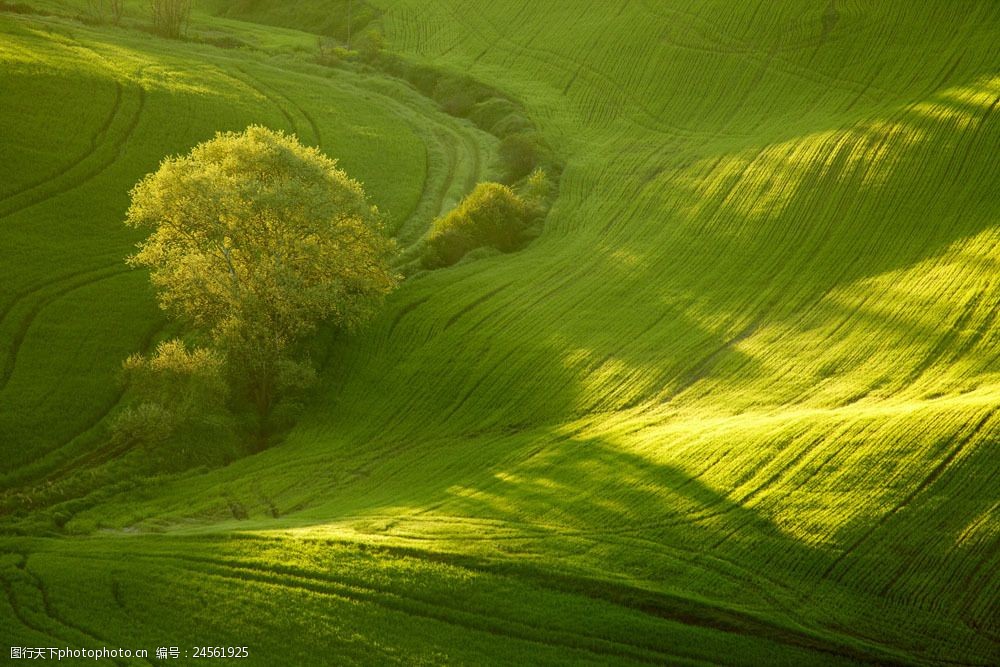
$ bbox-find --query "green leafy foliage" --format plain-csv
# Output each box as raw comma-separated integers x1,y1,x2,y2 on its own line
379,58,552,165
522,167,553,207
111,340,235,467
353,27,384,62
119,340,228,417
125,125,398,442
126,125,397,340
498,132,552,184
432,74,483,117
424,182,534,268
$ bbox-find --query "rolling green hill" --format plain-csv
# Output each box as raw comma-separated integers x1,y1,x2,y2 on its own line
1,1,998,664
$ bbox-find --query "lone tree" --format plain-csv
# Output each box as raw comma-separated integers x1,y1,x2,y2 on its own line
124,126,398,447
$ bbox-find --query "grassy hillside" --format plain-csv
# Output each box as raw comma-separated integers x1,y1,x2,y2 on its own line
205,0,380,40
2,0,999,664
0,9,493,482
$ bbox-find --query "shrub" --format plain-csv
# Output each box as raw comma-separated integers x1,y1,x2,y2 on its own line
111,340,234,465
198,33,248,50
380,60,545,149
498,132,551,183
468,97,519,133
315,37,352,67
393,62,441,96
354,28,385,62
489,111,534,138
521,167,553,210
109,402,176,449
110,0,124,24
86,0,124,24
0,2,46,15
121,340,228,410
424,183,533,268
432,75,481,117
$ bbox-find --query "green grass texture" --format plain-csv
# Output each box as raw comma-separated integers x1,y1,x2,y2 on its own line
1,1,998,664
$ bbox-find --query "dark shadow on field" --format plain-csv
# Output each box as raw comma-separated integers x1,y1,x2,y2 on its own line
817,411,1000,637
235,422,997,664
433,431,807,576
306,260,766,450
250,288,760,548
190,423,969,665
211,76,1000,658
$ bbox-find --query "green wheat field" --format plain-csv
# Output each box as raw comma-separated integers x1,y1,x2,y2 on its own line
1,1,999,664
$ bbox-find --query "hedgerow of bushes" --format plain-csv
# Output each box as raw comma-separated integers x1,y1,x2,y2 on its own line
378,58,558,185
423,169,552,268
367,56,560,270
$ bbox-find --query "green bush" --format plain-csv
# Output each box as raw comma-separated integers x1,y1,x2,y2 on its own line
389,61,441,96
150,0,191,39
0,2,43,15
468,97,520,133
109,402,176,449
379,60,553,170
432,75,484,117
521,167,553,210
490,111,534,138
315,36,350,67
498,132,552,183
424,183,534,268
110,340,236,468
354,28,385,62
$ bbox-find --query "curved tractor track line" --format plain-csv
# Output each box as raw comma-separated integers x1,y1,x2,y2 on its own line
0,579,68,650
229,67,322,147
330,511,802,614
345,71,491,241
13,317,168,493
399,114,486,242
0,568,115,665
0,36,146,206
22,562,152,667
202,567,671,664
116,547,912,666
0,260,127,324
69,549,676,665
0,262,121,327
0,80,123,206
102,551,722,665
430,1,751,140
0,315,168,494
224,66,486,242
0,73,146,221
229,66,484,241
821,409,998,583
0,556,146,667
0,267,130,393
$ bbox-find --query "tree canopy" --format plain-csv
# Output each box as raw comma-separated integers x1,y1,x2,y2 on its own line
124,125,397,445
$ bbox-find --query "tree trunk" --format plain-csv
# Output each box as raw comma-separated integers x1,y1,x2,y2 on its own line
251,373,273,451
